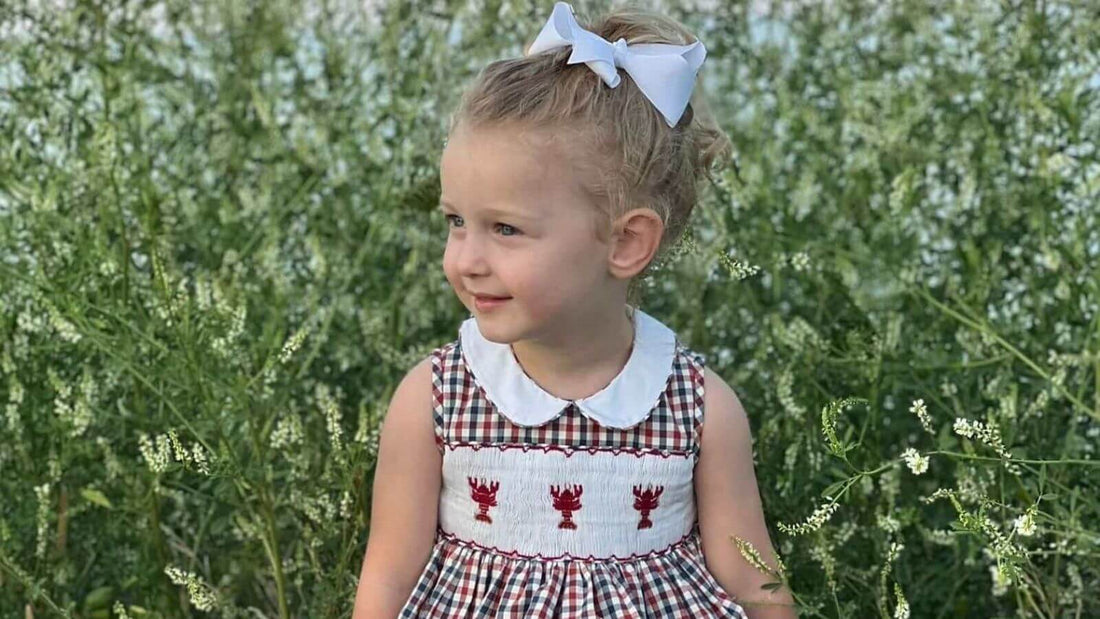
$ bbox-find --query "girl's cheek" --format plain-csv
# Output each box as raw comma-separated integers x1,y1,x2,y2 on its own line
441,254,462,291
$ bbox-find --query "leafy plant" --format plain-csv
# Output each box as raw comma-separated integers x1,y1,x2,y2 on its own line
1,0,1097,617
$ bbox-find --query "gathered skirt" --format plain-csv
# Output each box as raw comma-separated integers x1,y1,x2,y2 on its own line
399,528,749,618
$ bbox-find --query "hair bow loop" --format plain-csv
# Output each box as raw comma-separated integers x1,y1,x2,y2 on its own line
525,1,706,128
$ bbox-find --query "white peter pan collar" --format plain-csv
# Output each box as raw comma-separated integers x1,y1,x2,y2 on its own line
458,306,678,429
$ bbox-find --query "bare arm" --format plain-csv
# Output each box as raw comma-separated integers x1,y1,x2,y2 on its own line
353,356,443,619
696,367,798,619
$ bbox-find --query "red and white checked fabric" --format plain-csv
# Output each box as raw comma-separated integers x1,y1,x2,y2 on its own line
399,313,748,618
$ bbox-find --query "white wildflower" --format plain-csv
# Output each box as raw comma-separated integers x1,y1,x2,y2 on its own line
167,429,191,464
34,483,50,559
778,499,839,535
164,566,218,611
339,490,353,520
953,418,1015,470
882,314,902,352
317,384,343,453
69,396,92,438
6,379,24,439
8,378,24,405
926,528,954,546
138,432,171,474
953,417,974,438
909,398,934,434
271,414,303,450
5,402,22,441
17,310,46,334
47,450,61,482
777,366,806,421
1064,563,1083,603
878,514,901,535
1026,390,1048,418
887,541,905,562
1013,508,1037,537
212,301,247,358
788,316,827,350
256,365,277,400
901,448,929,475
195,277,212,311
733,536,787,579
96,437,123,480
789,251,811,271
191,443,211,475
720,249,761,280
893,582,910,619
99,259,118,278
990,564,1010,596
939,379,958,397
808,538,837,589
355,404,383,455
278,325,310,364
48,307,82,344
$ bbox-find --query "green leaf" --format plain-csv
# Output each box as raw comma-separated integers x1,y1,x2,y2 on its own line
81,488,113,509
83,585,114,610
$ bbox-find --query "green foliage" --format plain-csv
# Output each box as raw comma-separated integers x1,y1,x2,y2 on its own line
1,0,1098,617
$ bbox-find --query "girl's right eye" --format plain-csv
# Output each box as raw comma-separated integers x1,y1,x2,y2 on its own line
444,215,521,237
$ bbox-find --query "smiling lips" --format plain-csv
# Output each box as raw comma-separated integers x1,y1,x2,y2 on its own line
473,294,511,311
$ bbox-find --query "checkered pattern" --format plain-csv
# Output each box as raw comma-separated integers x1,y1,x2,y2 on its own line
399,336,748,618
431,338,706,464
399,525,748,618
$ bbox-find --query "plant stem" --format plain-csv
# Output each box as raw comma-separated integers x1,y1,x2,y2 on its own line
912,287,1100,422
259,493,290,619
927,451,1100,466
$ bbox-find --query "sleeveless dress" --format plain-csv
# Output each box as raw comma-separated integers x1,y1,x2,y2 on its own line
399,306,749,618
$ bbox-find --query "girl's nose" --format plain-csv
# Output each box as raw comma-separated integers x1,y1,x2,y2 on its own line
453,239,491,277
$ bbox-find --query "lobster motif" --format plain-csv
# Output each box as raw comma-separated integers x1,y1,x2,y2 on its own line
632,484,664,529
467,477,500,524
549,484,584,530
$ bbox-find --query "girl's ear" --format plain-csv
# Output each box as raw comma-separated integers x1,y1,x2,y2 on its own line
606,208,664,280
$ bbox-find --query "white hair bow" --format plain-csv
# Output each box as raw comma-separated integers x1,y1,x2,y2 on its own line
525,1,707,128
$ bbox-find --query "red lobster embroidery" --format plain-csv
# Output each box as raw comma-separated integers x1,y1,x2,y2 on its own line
633,484,664,529
467,477,500,524
549,484,583,530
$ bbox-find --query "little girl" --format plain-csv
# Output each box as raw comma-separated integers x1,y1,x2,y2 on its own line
355,3,794,617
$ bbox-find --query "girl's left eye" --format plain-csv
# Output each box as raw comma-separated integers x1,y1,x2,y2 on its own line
444,214,521,236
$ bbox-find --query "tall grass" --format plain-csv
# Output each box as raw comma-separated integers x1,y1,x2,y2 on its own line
1,0,1097,616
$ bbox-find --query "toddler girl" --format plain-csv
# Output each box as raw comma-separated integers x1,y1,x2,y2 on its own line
355,3,794,617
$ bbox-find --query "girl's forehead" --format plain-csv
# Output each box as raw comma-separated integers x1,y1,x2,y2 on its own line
444,125,567,174
441,126,592,214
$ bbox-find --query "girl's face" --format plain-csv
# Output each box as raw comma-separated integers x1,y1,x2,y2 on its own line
439,123,618,343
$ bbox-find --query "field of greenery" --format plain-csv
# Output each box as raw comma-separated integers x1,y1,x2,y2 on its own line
1,0,1098,616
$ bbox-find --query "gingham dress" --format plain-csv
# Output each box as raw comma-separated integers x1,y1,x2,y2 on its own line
400,309,748,618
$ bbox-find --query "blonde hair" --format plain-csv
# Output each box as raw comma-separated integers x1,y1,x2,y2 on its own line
448,4,733,305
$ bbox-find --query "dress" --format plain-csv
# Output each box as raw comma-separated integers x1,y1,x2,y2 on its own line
399,306,749,618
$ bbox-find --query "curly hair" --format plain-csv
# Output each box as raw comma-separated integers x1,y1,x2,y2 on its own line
448,3,732,303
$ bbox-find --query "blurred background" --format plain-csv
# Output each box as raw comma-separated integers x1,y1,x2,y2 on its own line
1,0,1098,616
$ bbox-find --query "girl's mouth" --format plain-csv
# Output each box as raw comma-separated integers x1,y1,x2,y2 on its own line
474,295,511,311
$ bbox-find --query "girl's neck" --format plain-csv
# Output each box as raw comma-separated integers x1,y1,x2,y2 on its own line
509,305,636,402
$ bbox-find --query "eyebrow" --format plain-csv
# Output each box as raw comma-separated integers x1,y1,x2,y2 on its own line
438,201,542,222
